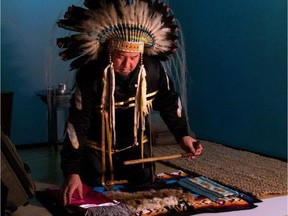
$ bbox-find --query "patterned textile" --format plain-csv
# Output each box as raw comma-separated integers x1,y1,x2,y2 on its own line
46,171,258,216
102,171,258,215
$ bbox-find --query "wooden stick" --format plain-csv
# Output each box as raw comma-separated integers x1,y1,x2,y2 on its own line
124,153,195,165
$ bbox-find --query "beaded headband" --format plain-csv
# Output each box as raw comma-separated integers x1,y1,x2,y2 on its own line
109,40,145,53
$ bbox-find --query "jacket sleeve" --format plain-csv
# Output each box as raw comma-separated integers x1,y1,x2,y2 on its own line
60,69,95,176
152,63,190,142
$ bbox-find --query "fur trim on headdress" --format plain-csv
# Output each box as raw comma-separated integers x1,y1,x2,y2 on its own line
57,0,179,69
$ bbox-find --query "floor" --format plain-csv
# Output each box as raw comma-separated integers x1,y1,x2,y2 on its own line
11,145,288,216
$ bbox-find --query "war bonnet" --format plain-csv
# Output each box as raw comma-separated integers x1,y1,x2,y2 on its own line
57,0,179,69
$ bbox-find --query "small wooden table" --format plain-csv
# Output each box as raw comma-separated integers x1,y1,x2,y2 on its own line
37,89,71,151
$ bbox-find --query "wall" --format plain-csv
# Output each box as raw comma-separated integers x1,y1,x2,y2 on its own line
170,0,287,159
1,0,287,159
1,0,80,144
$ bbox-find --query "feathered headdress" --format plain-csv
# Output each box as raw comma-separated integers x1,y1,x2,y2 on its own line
57,0,179,69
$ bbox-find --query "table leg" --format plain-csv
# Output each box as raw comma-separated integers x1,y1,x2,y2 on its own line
47,89,58,151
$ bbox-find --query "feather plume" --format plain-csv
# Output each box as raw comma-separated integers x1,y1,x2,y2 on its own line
67,122,80,149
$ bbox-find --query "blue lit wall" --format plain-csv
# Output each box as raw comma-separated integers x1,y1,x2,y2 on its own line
1,0,80,144
170,0,287,159
1,0,287,159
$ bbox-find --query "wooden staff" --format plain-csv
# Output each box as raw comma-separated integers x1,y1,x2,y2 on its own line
124,152,195,165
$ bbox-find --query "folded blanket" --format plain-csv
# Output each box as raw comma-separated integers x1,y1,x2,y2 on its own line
178,176,258,203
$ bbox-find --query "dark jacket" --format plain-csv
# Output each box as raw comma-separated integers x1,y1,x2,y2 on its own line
61,55,189,176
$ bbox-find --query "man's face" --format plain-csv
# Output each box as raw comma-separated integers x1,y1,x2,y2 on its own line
111,50,141,77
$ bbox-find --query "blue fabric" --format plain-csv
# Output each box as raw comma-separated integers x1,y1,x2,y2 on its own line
94,185,125,193
178,178,220,201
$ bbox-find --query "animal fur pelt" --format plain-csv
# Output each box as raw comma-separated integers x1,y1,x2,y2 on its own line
105,188,195,212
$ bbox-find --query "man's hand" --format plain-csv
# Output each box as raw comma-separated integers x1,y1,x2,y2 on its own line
180,136,203,158
60,174,83,206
